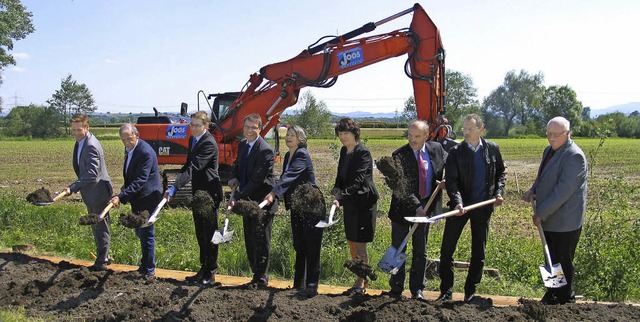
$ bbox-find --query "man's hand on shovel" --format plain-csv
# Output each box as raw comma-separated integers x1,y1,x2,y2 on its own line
109,196,121,208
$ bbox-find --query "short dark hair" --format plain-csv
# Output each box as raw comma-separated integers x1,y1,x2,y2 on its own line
244,113,263,128
464,114,484,129
70,114,89,127
334,117,360,141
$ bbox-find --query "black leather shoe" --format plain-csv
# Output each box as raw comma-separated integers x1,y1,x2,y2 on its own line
343,287,366,296
434,292,452,301
464,293,476,303
185,271,204,283
88,263,108,272
199,274,215,285
540,291,558,305
556,295,576,304
412,290,424,300
381,290,404,299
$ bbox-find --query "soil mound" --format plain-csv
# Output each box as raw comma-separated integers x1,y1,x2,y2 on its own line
118,210,150,228
1,252,639,321
232,199,264,219
78,213,101,225
290,183,326,224
344,256,377,282
26,187,53,204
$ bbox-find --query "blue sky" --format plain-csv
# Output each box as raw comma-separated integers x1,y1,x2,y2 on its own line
1,0,639,114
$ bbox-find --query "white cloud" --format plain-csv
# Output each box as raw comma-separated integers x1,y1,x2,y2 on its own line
10,66,25,72
12,52,29,60
105,59,119,64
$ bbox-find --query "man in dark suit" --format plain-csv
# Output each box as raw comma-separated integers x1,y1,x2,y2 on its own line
63,114,113,271
228,113,277,288
165,111,223,285
110,123,163,280
436,114,506,303
523,116,587,305
386,120,446,300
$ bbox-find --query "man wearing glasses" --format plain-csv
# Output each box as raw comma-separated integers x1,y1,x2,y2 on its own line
523,116,587,305
165,111,223,285
436,114,506,303
227,113,278,289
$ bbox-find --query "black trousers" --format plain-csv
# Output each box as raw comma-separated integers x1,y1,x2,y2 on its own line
438,208,491,296
193,207,219,276
389,221,430,294
243,212,274,282
291,211,324,288
545,227,582,299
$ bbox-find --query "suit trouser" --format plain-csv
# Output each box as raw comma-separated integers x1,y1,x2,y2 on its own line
291,211,324,288
545,227,582,300
389,221,430,294
84,181,112,265
243,212,273,282
193,207,219,275
135,225,156,275
439,208,491,296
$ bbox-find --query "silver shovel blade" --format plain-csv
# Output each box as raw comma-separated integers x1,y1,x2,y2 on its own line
539,263,567,288
212,229,234,244
315,217,340,228
377,246,408,275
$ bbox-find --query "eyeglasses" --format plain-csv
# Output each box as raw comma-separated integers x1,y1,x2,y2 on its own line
189,123,204,128
546,130,568,138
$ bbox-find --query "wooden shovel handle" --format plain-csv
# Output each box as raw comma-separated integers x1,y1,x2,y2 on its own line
52,191,67,202
98,203,114,219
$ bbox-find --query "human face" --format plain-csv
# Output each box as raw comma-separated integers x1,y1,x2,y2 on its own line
71,121,89,142
461,119,483,146
546,122,569,150
119,130,138,152
285,128,300,151
338,131,357,149
189,119,207,137
243,119,260,142
408,125,428,151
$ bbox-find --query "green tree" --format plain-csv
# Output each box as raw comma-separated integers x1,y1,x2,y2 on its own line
0,0,35,113
4,104,62,138
541,85,583,132
482,70,545,136
284,91,332,137
402,95,416,120
47,74,97,134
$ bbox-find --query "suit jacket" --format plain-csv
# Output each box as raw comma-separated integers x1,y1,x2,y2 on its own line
529,139,587,232
333,143,379,207
70,132,113,212
117,139,163,212
388,141,446,224
272,147,316,210
445,138,506,212
232,136,277,212
174,130,223,202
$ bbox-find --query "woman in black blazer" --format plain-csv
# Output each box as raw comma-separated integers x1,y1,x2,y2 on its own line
264,125,322,296
331,118,379,295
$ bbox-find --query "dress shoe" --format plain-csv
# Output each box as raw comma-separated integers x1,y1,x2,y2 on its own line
556,295,576,305
343,287,366,296
412,290,424,300
141,274,156,283
540,291,558,305
381,290,404,299
464,293,477,303
302,284,318,297
185,271,204,283
434,292,452,301
88,263,108,272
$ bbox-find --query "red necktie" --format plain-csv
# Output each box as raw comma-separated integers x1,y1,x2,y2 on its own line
418,152,427,198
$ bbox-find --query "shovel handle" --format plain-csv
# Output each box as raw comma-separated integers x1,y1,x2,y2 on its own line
532,199,554,268
426,198,497,223
396,183,444,253
52,191,67,202
327,204,337,222
150,198,168,219
98,203,114,219
258,200,269,209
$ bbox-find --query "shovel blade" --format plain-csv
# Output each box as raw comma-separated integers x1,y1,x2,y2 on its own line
539,263,567,288
315,218,340,228
377,246,407,275
211,229,234,244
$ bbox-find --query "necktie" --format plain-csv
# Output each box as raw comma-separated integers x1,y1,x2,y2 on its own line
192,138,198,151
418,151,427,199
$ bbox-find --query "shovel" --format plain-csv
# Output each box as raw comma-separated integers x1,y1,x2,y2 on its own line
211,189,236,244
378,182,442,275
404,198,497,224
139,197,168,228
532,200,567,288
34,191,67,206
315,204,339,228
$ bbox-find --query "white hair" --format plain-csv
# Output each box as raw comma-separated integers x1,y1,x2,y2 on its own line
547,116,570,131
119,122,139,135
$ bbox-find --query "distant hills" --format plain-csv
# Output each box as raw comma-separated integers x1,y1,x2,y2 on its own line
589,102,640,117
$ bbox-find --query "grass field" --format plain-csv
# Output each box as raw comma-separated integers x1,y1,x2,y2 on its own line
1,132,639,302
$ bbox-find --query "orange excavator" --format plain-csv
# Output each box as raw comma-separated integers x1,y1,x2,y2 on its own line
136,3,452,203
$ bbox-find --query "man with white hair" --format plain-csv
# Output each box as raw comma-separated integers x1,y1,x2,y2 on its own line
523,116,587,304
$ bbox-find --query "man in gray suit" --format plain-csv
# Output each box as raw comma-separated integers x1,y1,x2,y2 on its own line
63,114,114,271
523,116,587,305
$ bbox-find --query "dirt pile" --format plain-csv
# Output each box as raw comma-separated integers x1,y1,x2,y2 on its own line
290,183,326,224
78,213,102,225
232,199,265,219
26,187,53,204
1,252,639,321
344,256,377,282
118,210,150,228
